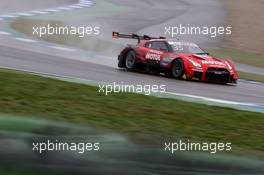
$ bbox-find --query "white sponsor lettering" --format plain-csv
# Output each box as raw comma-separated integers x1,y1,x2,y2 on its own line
201,60,225,65
146,53,161,61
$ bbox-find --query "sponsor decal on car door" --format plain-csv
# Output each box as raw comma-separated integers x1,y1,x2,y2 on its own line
145,49,163,61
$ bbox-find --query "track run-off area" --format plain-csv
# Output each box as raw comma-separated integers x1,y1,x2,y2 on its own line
0,0,263,112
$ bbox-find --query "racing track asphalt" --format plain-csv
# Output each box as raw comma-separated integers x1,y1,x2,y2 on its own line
0,0,263,105
0,44,263,105
0,0,78,14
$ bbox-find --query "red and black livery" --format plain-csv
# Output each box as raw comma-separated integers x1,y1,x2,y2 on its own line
113,32,238,84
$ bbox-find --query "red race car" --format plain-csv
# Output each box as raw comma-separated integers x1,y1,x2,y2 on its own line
113,32,238,84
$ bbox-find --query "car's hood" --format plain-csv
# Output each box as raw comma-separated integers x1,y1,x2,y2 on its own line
188,54,228,68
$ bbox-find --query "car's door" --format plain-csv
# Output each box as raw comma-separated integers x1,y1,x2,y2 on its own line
141,41,169,69
144,41,169,61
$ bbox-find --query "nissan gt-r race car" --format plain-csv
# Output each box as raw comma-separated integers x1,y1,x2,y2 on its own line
113,32,238,84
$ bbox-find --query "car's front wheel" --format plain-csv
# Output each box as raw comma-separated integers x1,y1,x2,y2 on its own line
125,50,136,70
171,59,184,79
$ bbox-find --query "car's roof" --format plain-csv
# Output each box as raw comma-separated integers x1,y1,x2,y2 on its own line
149,39,167,42
167,40,198,47
141,39,198,47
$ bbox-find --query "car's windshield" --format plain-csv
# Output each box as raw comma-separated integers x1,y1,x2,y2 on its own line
168,41,207,55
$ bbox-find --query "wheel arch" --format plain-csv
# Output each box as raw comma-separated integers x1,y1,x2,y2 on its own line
118,47,136,68
169,57,185,70
169,57,186,79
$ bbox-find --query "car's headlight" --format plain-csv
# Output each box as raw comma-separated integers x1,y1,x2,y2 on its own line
225,61,233,70
188,58,201,68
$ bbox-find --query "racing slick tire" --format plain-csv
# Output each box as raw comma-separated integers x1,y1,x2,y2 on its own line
125,50,136,70
171,59,184,79
118,54,125,68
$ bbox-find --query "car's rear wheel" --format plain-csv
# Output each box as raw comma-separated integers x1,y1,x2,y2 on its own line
171,59,184,79
125,50,136,70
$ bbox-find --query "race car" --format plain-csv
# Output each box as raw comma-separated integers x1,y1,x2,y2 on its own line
113,32,238,84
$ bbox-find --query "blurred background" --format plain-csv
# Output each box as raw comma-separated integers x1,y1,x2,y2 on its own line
0,0,264,174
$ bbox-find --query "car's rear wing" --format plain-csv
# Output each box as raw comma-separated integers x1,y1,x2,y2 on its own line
112,32,166,43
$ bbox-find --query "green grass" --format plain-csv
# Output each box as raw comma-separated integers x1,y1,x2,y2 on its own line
206,48,264,68
0,168,47,175
0,69,263,153
238,71,264,83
